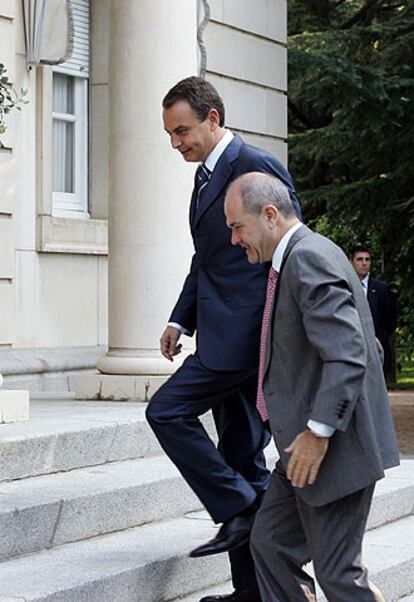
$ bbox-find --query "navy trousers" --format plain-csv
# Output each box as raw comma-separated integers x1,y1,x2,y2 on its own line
146,353,270,591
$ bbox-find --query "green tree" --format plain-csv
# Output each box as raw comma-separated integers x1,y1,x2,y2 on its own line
288,0,414,357
0,63,27,147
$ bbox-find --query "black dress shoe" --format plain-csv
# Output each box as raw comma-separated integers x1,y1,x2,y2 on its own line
190,514,254,558
199,588,261,602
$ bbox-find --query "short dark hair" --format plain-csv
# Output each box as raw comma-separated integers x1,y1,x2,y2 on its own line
162,76,225,126
349,244,372,259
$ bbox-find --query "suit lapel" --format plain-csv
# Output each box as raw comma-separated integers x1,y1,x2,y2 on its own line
192,135,243,229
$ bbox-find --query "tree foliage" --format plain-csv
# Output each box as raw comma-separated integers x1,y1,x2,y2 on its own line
0,63,27,147
288,0,414,355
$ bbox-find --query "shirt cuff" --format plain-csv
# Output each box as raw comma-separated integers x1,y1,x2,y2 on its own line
168,322,189,336
307,420,335,438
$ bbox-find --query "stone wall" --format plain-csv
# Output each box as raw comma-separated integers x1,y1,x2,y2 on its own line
0,0,287,358
205,0,288,164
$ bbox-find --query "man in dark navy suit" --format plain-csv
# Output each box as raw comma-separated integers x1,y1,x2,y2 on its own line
350,245,397,378
146,77,301,602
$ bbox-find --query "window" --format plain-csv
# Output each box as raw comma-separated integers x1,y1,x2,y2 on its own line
52,0,90,218
52,71,88,217
37,0,107,255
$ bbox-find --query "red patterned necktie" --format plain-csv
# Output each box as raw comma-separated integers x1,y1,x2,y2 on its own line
256,266,278,421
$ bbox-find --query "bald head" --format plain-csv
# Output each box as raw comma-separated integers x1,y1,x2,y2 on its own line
224,172,300,264
227,172,297,219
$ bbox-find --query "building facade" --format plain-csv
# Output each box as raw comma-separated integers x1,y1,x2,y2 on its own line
0,0,288,391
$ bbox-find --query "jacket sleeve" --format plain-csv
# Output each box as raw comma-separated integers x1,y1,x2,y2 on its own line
168,252,198,336
262,155,302,220
240,146,302,220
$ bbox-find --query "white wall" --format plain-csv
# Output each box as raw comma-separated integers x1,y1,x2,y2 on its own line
0,0,20,348
0,0,288,352
205,0,288,164
0,0,108,349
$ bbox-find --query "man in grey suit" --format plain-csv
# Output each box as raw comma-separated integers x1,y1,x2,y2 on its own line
224,172,400,602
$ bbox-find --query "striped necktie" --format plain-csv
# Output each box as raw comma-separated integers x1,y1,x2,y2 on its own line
256,267,279,422
195,163,211,207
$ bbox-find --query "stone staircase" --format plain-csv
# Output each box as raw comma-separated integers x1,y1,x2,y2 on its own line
0,399,413,601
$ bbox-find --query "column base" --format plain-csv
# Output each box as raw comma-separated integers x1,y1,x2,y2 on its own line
0,389,30,423
74,373,169,402
96,349,190,376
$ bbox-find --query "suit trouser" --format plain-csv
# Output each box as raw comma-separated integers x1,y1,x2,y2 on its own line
146,353,271,591
251,461,383,602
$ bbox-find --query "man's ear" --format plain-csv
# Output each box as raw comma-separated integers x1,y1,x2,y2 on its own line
263,205,278,226
208,108,221,129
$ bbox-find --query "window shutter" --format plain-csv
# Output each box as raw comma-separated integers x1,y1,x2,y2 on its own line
59,0,90,77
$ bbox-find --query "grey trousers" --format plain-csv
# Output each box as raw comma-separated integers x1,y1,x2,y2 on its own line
250,461,384,602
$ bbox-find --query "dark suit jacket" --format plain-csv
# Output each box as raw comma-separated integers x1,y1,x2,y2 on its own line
263,226,400,506
169,134,301,372
367,277,397,374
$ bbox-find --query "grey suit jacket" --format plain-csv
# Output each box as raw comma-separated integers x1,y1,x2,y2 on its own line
264,225,399,507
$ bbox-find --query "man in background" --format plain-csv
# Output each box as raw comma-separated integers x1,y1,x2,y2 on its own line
146,77,301,602
350,244,397,378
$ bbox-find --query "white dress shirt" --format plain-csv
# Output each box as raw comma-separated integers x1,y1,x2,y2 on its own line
272,224,335,438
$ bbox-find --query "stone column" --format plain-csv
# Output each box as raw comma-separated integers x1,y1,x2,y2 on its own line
77,0,197,398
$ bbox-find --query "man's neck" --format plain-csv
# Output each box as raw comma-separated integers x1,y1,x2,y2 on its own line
271,220,302,270
206,127,226,157
279,218,301,240
204,129,233,172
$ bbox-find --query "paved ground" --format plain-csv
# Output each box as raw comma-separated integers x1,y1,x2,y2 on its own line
389,390,414,457
384,392,414,601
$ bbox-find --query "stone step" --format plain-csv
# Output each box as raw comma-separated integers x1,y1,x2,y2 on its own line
177,514,414,602
366,460,414,530
0,398,274,485
356,514,414,601
0,512,412,602
0,442,277,561
0,401,158,482
0,513,230,602
0,456,201,560
0,425,411,562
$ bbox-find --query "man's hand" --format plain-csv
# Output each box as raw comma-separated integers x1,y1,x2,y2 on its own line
160,326,182,361
284,430,329,488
